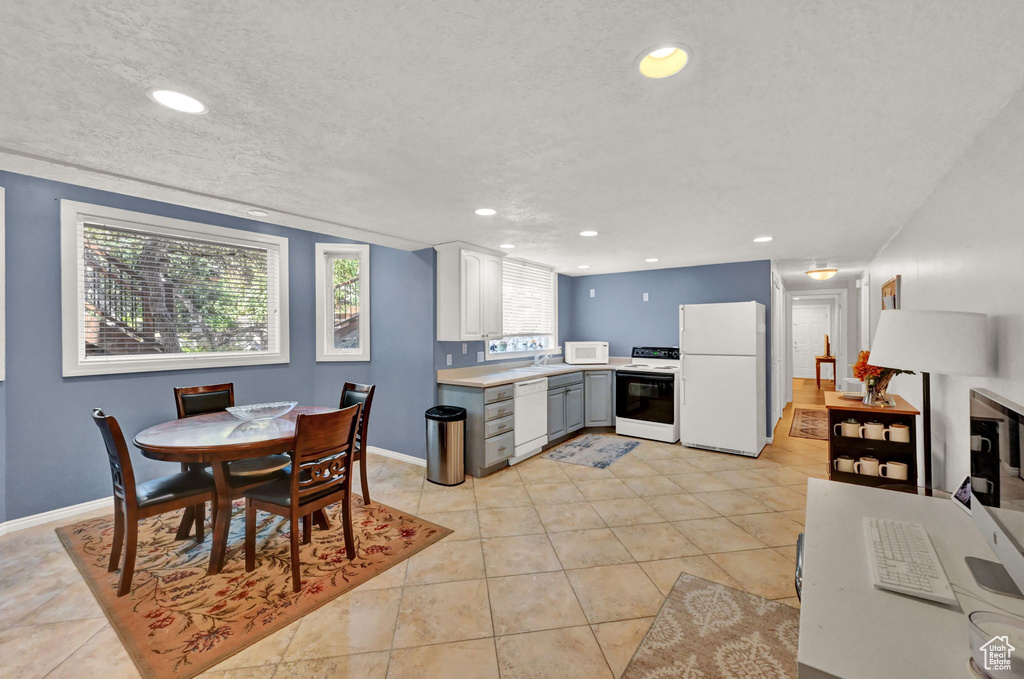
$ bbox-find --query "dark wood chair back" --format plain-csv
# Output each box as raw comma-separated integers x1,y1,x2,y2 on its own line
92,408,137,508
291,404,361,504
340,382,376,503
174,383,235,419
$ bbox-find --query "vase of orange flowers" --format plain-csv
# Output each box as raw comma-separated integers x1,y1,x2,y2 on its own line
852,350,915,406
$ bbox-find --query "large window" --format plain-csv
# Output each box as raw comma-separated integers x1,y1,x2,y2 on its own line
61,201,289,376
487,259,557,360
315,243,370,361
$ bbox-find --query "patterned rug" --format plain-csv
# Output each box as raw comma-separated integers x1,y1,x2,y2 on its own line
543,434,641,468
622,573,799,678
56,499,450,679
789,408,828,441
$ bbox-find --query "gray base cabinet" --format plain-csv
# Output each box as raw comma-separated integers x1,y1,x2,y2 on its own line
584,370,614,427
437,383,515,477
548,372,584,442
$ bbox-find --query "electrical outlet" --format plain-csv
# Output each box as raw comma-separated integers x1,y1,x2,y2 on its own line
446,354,453,366
643,292,649,302
477,351,485,362
590,289,595,298
462,343,467,354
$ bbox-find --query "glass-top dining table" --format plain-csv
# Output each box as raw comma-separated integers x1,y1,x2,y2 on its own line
133,406,336,575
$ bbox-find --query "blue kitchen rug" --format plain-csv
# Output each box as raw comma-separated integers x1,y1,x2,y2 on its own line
543,434,641,468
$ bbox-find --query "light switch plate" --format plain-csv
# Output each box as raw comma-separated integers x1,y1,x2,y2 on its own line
643,292,649,302
477,351,485,362
446,354,453,366
462,343,467,354
590,289,595,298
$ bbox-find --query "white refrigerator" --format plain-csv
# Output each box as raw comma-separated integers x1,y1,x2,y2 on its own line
679,301,767,457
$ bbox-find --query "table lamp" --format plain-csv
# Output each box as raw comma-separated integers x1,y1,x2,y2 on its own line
868,310,990,489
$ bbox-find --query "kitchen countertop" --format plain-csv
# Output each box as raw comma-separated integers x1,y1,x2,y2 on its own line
437,357,630,388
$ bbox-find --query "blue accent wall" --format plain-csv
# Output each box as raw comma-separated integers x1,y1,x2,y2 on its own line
564,260,773,436
0,171,436,521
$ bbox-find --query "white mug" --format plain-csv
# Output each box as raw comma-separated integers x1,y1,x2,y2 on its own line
862,422,887,441
854,456,880,476
972,477,995,495
878,461,909,481
888,424,911,443
834,456,855,473
972,435,992,453
834,419,862,438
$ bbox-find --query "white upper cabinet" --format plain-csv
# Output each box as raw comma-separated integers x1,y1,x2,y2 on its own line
436,242,505,341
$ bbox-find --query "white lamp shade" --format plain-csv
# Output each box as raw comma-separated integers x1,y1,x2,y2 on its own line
869,310,990,376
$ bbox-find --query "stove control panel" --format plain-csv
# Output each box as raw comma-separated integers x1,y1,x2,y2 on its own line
631,346,680,360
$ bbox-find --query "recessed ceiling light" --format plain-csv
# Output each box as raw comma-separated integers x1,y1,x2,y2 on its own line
147,88,208,114
247,209,269,217
579,230,599,237
475,208,496,216
499,243,516,249
753,236,773,243
806,268,838,281
577,265,590,269
645,258,660,263
637,44,690,79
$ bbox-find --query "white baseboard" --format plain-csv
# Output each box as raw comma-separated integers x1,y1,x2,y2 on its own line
0,495,112,537
366,446,426,467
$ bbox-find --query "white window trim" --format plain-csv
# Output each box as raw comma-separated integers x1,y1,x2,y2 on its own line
315,243,370,362
0,187,5,382
60,200,290,377
485,270,559,362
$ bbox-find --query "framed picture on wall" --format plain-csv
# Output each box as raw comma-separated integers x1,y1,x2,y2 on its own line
881,275,901,310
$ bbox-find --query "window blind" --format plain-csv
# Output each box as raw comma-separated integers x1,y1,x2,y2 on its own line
502,259,555,335
79,221,279,359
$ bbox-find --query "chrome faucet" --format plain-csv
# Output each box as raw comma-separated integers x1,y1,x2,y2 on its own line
533,352,554,366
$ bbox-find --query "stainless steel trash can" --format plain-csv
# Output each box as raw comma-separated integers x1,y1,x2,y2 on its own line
425,406,467,486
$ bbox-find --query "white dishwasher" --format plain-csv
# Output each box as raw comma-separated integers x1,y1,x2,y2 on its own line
509,378,548,464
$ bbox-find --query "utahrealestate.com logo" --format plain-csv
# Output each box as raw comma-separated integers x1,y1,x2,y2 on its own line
980,635,1016,672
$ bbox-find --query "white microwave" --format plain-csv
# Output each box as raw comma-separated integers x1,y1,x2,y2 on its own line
564,341,609,365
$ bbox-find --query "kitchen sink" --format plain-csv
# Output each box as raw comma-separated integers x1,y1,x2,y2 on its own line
508,366,555,373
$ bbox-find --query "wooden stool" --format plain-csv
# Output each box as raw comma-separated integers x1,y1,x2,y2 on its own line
815,355,837,388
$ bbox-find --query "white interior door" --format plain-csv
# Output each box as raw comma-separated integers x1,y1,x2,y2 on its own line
792,305,830,379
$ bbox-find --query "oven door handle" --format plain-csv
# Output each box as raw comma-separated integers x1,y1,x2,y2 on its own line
616,372,676,382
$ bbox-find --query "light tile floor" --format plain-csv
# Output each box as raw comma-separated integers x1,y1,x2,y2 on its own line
0,387,830,678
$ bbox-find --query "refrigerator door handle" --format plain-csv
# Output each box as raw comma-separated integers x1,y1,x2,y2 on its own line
679,377,684,405
679,306,684,330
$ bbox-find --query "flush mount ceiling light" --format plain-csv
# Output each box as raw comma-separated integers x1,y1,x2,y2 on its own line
579,230,599,237
474,208,497,216
637,43,690,79
753,236,773,243
806,268,839,281
147,88,208,114
499,243,516,249
247,209,269,217
645,258,660,263
577,265,590,269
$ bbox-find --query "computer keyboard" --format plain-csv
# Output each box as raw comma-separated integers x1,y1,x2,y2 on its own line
864,517,958,605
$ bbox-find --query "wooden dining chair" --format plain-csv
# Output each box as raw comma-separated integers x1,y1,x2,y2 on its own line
92,409,214,597
243,404,360,592
173,383,293,478
340,382,376,504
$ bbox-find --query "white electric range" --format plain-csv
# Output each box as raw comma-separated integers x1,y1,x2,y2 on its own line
614,346,680,443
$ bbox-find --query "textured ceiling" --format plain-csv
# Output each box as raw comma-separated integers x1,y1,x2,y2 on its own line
3,1,1024,279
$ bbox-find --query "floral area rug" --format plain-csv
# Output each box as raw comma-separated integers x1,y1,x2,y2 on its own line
56,499,450,679
543,434,641,468
622,573,799,678
789,408,828,441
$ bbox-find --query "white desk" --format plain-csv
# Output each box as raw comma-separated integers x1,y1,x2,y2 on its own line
799,478,1024,678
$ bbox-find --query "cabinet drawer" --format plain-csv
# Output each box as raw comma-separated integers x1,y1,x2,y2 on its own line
484,414,515,438
484,431,515,466
484,399,514,421
548,371,583,389
484,385,515,404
